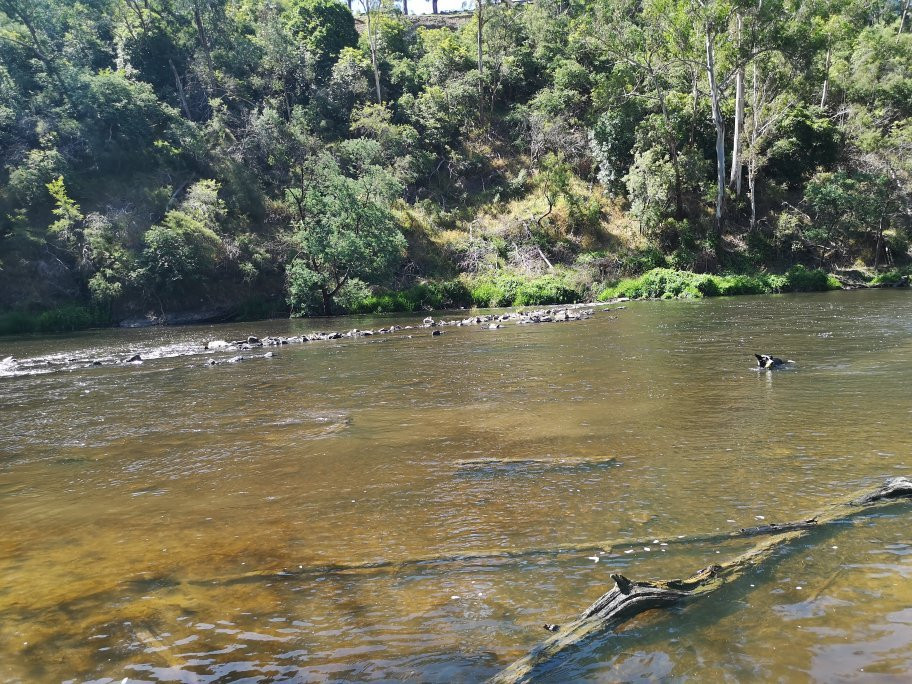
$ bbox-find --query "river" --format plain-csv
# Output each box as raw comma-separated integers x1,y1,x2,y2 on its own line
1,289,911,682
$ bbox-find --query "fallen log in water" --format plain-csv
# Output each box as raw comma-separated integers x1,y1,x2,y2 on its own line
489,476,912,684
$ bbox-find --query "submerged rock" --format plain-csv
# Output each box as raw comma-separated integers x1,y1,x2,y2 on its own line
124,354,143,363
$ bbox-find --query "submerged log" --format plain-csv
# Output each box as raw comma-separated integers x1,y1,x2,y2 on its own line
490,476,912,684
455,456,618,476
211,511,837,587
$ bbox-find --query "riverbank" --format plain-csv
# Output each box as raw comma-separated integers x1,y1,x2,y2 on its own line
2,265,908,337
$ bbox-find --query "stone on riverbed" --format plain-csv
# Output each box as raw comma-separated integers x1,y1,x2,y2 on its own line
206,340,230,350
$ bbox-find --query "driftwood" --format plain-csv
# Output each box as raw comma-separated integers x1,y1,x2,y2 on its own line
490,476,912,684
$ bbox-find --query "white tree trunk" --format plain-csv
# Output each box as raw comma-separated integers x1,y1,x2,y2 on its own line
477,0,484,80
729,14,744,195
820,45,831,108
749,63,759,230
705,27,726,241
364,1,382,103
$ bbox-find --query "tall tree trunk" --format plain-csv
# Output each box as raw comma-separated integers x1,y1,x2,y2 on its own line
705,26,726,249
168,58,193,120
690,68,700,144
191,0,219,91
363,1,382,103
820,45,831,108
321,289,332,316
477,0,484,84
432,0,438,14
749,157,758,231
900,0,910,33
729,14,744,195
874,216,885,270
402,0,408,15
748,63,759,231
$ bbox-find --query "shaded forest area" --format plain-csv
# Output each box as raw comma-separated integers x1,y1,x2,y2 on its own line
0,0,910,330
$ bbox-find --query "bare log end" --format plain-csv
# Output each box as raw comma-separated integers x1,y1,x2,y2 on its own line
851,477,912,506
611,573,634,594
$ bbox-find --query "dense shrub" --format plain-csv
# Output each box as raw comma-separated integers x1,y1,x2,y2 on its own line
598,267,841,300
346,280,472,314
514,275,580,306
870,268,912,286
785,265,842,292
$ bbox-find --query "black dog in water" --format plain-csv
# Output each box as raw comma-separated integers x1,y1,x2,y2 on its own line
755,353,787,369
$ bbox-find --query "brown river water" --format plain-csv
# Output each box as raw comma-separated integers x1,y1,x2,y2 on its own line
1,289,911,682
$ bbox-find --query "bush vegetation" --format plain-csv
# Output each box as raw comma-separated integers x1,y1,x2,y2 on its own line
0,0,909,327
598,266,842,301
0,306,110,336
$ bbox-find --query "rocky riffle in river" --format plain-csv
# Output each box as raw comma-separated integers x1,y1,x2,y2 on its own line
0,301,623,377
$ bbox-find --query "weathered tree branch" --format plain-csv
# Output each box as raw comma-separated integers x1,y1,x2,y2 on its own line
489,476,912,684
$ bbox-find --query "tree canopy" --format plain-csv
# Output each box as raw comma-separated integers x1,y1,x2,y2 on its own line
0,0,910,320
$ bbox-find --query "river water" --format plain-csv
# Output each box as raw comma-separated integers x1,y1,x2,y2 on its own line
1,290,911,682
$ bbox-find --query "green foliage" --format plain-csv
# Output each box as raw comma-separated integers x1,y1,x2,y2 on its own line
624,145,676,236
285,0,358,79
286,157,406,316
467,272,525,307
599,267,841,300
1,0,910,324
870,267,912,286
0,305,109,336
464,272,582,307
514,275,580,306
784,264,842,292
137,211,222,301
766,106,839,188
346,280,472,314
46,176,84,243
589,108,638,194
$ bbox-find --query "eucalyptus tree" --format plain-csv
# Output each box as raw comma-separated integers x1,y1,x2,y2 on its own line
358,0,383,103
